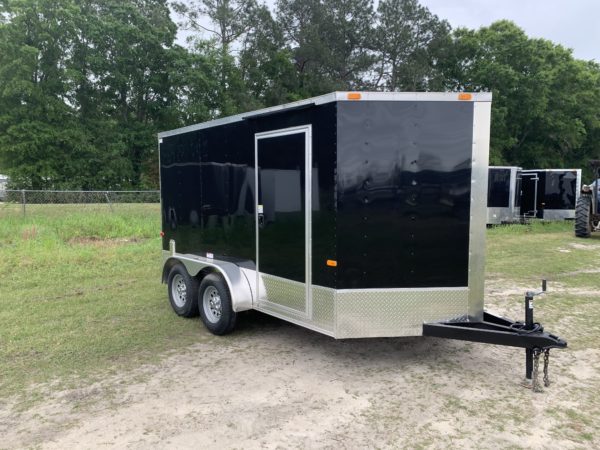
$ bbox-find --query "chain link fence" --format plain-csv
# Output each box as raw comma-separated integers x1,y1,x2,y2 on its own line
0,189,160,217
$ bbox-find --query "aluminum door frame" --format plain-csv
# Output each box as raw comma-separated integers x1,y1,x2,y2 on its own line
254,125,313,320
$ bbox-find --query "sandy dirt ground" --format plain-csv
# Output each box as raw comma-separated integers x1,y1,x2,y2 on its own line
1,284,599,449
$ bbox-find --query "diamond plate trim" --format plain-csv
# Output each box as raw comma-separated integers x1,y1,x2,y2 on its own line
335,288,468,338
311,286,335,332
260,273,306,313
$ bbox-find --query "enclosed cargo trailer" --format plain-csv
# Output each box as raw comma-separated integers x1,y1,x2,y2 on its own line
159,92,565,388
520,169,581,220
487,166,522,225
159,92,491,337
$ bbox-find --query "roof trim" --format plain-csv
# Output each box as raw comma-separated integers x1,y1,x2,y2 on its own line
522,168,581,173
158,91,493,139
489,166,522,170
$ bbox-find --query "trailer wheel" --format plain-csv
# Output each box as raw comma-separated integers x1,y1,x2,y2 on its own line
575,195,592,238
167,264,200,317
198,273,237,335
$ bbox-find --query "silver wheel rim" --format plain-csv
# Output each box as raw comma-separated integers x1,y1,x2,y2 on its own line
171,274,187,308
203,286,222,324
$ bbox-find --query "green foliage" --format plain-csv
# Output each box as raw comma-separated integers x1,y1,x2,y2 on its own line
0,205,217,398
276,0,376,95
174,0,261,115
374,0,451,91
0,0,183,189
445,21,600,170
239,3,299,106
0,1,599,187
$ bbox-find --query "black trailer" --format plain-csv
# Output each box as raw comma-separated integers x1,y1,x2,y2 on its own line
487,166,522,224
158,92,565,389
520,169,581,220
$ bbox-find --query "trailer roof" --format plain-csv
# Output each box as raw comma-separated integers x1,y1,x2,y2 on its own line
489,166,522,170
158,91,493,139
522,168,581,173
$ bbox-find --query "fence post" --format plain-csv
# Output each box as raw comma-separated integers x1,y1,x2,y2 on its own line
105,191,114,212
21,189,26,216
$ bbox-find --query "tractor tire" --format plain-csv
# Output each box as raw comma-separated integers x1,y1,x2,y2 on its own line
575,195,592,238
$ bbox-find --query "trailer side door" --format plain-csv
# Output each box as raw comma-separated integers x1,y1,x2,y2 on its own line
254,125,312,318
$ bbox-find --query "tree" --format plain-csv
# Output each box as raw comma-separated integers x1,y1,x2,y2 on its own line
276,0,376,96
0,0,184,189
169,43,222,124
0,0,112,189
173,0,258,116
446,21,600,169
238,3,299,106
373,0,451,91
82,0,182,187
2,2,599,189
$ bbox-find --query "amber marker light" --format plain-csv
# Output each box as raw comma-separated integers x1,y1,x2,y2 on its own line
347,92,362,100
326,259,338,267
458,93,472,101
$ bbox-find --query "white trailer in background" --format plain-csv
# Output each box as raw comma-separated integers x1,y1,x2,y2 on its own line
487,166,521,225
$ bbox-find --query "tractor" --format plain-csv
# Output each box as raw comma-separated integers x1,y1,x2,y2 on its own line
575,160,600,237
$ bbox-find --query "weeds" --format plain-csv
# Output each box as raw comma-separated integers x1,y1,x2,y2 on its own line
0,205,214,399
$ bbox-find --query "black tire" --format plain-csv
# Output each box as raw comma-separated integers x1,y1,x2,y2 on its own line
167,264,200,317
198,273,237,335
575,195,592,238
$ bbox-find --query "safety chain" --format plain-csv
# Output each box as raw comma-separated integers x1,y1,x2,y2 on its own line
532,349,543,393
543,349,551,387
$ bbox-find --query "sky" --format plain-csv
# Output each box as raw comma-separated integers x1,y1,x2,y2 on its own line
418,0,599,62
176,0,600,62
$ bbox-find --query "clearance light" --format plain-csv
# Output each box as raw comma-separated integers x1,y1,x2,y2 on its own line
160,231,165,237
458,93,472,101
326,259,338,267
347,92,362,100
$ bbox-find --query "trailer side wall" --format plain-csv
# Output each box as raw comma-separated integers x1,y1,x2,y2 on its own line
159,104,338,288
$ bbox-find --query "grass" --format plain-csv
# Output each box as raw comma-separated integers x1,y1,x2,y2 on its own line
487,221,600,286
0,210,599,412
486,221,600,444
0,204,216,401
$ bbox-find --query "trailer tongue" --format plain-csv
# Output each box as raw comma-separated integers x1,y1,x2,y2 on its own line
424,281,567,392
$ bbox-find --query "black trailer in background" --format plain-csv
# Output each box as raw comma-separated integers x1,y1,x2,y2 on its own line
487,166,521,224
520,169,581,220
